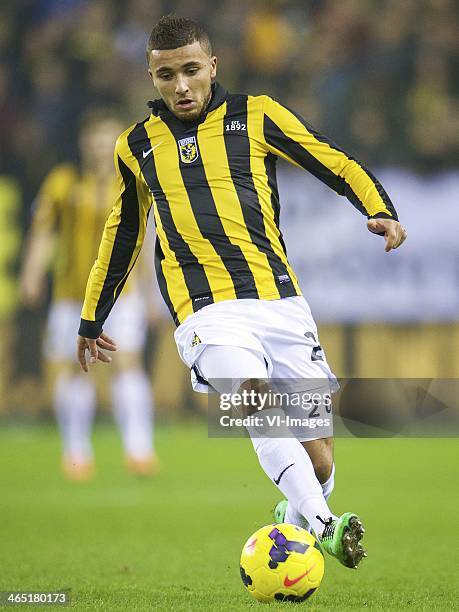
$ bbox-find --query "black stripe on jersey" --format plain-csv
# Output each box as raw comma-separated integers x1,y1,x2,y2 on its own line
154,236,178,325
224,95,296,298
95,156,140,323
264,115,370,217
127,121,214,314
286,108,398,220
264,152,288,257
164,119,259,300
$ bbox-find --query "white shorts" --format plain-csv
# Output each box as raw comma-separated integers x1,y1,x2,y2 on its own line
174,296,338,394
45,293,148,361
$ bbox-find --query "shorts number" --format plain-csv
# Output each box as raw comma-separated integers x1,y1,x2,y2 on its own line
304,331,324,362
308,401,320,419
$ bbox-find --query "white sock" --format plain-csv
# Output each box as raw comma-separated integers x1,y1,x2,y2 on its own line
248,409,337,536
111,369,154,459
284,463,335,529
322,463,335,501
54,374,96,461
285,503,310,530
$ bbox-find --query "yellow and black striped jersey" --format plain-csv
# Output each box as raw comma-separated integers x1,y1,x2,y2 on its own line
30,163,136,300
79,82,397,338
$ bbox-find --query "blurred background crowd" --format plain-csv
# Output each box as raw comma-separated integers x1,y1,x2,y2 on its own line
2,0,458,200
0,0,458,421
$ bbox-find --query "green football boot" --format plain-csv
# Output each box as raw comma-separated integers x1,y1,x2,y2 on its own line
272,500,312,532
318,512,367,568
273,499,288,523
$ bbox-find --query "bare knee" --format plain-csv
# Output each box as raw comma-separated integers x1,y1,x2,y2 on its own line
238,378,271,416
112,351,143,373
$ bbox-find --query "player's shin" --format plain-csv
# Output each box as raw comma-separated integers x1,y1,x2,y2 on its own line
246,408,337,537
281,462,335,529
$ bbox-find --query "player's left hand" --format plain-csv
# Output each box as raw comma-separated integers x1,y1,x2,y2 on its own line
367,218,407,252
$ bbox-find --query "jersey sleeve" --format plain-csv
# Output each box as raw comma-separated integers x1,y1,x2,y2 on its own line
79,136,152,339
261,96,398,220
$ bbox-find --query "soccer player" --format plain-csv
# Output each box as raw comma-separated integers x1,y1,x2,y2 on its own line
77,16,406,566
22,109,158,480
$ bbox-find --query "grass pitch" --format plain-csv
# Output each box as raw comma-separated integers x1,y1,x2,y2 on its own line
0,423,457,611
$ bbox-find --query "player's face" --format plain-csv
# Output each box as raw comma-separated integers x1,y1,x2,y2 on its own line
148,41,217,122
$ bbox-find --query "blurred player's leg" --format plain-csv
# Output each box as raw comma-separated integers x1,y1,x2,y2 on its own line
46,302,96,480
152,320,190,415
106,293,158,475
111,367,158,475
54,370,96,480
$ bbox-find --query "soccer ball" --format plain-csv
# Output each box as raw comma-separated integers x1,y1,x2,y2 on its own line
240,523,324,603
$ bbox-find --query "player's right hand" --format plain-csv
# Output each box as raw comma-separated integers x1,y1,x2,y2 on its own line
367,218,407,252
77,332,117,372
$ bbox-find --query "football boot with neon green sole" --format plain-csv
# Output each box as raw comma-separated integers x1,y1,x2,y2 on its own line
273,499,288,524
318,512,367,568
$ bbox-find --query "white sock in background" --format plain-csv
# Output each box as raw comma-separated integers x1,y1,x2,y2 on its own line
284,462,335,530
111,369,154,460
248,411,337,536
54,374,96,461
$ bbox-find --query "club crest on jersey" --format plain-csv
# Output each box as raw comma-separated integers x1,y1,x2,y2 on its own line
178,136,199,164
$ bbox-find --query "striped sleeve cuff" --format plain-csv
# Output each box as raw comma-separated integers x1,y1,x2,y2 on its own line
369,211,399,222
368,211,399,236
78,318,103,339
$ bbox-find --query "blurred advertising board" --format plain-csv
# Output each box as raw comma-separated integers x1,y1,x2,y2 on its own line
279,167,459,322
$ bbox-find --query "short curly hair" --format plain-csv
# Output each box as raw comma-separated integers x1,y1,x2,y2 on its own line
147,14,212,60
